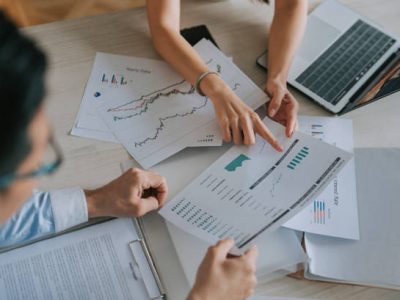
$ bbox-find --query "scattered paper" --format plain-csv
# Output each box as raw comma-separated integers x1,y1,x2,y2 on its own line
0,219,157,299
159,117,352,254
284,116,359,240
71,51,222,147
96,40,267,168
305,148,400,290
166,219,307,285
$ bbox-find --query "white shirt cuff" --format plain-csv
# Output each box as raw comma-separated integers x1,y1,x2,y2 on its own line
50,187,88,232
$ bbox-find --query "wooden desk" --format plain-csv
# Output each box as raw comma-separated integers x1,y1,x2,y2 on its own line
26,0,400,299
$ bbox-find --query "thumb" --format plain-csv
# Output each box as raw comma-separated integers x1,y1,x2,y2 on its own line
136,196,160,216
268,88,285,117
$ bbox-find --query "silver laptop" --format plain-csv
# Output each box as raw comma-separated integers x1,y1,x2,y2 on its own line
257,0,399,114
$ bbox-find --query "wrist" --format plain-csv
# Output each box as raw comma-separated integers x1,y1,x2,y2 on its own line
267,73,287,87
84,189,104,218
198,73,227,99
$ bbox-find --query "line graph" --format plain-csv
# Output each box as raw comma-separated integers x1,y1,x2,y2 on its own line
134,98,209,147
269,173,282,198
103,58,240,148
108,80,194,121
107,59,216,122
132,81,240,147
96,39,268,168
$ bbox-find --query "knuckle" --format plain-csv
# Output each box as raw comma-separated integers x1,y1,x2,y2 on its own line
250,112,260,122
207,245,217,255
230,115,239,124
220,118,229,128
244,264,253,274
130,167,141,178
131,167,140,174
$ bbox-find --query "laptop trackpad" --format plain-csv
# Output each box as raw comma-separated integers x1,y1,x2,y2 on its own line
298,15,341,63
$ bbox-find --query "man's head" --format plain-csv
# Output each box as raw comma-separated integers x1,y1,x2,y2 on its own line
0,12,50,223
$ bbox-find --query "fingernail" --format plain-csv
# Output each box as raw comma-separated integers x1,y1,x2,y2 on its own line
269,108,276,117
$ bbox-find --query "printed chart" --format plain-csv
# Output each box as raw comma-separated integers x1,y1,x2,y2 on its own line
98,40,268,168
72,52,224,147
283,116,360,240
160,118,352,253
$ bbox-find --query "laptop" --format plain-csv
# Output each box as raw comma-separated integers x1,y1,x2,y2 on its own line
257,0,400,114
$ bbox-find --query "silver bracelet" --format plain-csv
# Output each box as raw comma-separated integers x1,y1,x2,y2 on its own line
194,71,220,96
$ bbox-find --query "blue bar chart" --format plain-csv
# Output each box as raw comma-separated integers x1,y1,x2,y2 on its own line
287,146,309,170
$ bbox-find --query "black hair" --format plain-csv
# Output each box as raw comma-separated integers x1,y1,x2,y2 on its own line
0,12,47,178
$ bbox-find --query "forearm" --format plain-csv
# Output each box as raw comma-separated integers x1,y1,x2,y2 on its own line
0,188,87,248
267,0,308,82
146,0,226,97
152,28,209,85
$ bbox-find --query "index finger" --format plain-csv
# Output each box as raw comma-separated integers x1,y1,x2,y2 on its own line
254,118,283,152
242,245,258,266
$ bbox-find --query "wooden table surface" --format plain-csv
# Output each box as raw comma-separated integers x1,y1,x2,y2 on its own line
23,0,400,299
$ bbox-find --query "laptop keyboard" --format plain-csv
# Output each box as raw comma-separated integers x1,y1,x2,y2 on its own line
296,20,396,105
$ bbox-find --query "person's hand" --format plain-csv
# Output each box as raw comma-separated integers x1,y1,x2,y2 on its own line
202,75,283,151
265,79,299,138
187,239,258,300
84,168,168,218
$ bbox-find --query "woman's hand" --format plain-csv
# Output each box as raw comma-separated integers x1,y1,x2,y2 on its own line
201,74,283,151
265,79,299,138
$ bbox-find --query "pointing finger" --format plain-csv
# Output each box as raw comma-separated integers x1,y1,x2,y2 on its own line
254,118,283,152
241,115,256,145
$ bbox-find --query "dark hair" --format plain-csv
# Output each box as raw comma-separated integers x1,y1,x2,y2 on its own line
0,12,47,178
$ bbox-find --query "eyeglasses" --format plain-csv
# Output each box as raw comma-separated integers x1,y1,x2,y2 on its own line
0,136,63,189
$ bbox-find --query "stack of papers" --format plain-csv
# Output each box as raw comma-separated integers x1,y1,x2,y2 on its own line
159,117,353,254
71,36,372,289
72,39,268,168
305,148,400,289
0,219,158,299
284,116,359,240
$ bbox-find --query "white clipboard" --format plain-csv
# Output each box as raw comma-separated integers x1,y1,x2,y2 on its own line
130,217,167,300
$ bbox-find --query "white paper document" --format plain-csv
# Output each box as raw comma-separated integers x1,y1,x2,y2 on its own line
97,39,268,168
71,50,222,147
284,116,359,240
166,222,307,285
0,219,160,300
305,148,400,290
159,118,352,254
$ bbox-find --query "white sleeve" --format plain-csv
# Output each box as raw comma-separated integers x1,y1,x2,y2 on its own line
49,187,88,232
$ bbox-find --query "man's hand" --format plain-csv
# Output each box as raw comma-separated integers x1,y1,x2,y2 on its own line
187,239,258,300
265,79,299,138
84,168,168,218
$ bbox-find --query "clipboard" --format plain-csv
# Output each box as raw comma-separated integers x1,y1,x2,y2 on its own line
129,217,167,300
0,217,167,299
